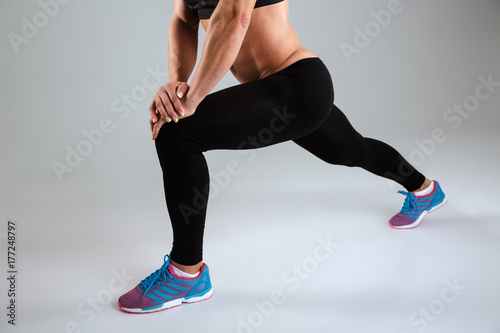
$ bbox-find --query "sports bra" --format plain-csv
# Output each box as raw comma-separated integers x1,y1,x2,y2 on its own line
183,0,284,20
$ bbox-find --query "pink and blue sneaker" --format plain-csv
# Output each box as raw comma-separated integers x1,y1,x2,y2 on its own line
118,254,213,313
389,181,447,229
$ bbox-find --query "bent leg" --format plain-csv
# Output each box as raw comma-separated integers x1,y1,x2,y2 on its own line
155,58,334,265
293,104,425,191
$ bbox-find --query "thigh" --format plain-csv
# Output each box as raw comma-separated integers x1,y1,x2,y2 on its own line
156,61,334,153
293,104,367,164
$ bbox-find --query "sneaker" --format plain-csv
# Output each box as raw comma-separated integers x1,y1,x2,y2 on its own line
118,254,213,313
389,181,448,229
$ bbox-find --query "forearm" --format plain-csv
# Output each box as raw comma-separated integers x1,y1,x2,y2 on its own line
168,18,198,82
188,11,251,103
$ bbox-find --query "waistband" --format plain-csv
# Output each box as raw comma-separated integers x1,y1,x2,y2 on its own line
271,57,325,76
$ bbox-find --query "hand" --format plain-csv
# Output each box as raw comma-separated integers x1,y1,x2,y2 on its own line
149,82,190,124
149,82,199,140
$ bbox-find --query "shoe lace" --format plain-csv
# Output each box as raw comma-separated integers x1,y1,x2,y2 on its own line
140,254,172,298
398,191,416,215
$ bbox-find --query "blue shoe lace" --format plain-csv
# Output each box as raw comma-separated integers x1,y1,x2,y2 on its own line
140,254,173,298
398,191,416,215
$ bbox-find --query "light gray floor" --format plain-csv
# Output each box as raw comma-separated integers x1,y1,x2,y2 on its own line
1,0,500,332
1,136,500,333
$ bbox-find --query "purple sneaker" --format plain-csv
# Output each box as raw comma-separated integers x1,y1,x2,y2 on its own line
118,254,213,313
389,181,447,229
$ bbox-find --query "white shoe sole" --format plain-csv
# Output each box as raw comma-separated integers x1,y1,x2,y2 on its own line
390,196,448,230
119,288,214,314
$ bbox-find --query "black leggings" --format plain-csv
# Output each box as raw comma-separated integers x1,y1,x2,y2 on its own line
155,58,424,265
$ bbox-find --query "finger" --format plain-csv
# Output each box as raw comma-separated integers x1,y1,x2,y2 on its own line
149,99,158,123
170,92,185,119
162,91,180,123
152,117,167,140
176,82,190,99
165,90,184,123
156,92,173,123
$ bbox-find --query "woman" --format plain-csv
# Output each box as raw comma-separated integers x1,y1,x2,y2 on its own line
118,0,447,313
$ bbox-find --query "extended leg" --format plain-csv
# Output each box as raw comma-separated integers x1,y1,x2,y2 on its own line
293,104,426,191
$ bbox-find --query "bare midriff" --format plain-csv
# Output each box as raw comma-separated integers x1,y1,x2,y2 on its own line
200,1,317,84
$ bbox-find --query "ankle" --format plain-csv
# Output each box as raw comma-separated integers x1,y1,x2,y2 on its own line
412,178,432,193
170,260,203,275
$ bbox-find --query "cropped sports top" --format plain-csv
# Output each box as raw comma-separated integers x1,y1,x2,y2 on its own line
183,0,284,20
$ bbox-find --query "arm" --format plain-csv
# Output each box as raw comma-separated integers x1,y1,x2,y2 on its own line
151,0,256,139
150,0,199,124
168,0,199,82
188,0,257,104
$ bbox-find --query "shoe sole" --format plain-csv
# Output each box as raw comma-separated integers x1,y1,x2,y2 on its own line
390,195,448,230
118,288,214,314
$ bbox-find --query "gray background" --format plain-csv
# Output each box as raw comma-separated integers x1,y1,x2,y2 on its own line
1,0,499,332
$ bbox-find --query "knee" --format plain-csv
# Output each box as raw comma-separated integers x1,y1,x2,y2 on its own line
155,124,204,156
